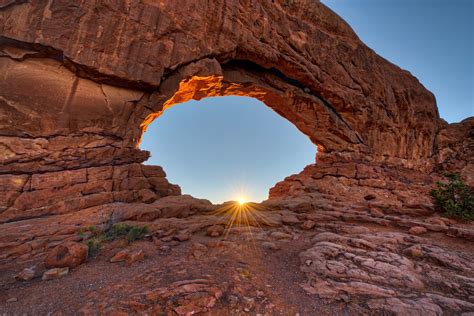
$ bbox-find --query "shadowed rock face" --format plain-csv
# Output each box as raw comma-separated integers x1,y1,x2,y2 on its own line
0,2,471,228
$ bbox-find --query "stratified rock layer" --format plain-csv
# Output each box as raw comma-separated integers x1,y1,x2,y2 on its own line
0,163,180,223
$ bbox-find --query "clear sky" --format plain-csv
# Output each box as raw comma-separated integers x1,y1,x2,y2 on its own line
141,97,316,203
141,1,473,203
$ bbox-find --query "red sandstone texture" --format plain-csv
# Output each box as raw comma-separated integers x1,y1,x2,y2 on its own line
0,0,472,314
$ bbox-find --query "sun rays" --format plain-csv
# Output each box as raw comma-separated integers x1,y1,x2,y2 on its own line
236,196,248,206
210,200,273,241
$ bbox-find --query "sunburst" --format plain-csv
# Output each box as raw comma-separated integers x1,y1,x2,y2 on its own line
210,199,272,241
236,197,247,205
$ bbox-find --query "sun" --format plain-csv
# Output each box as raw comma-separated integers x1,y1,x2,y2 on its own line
236,197,247,205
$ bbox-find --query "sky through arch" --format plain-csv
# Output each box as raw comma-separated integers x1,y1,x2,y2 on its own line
140,96,316,203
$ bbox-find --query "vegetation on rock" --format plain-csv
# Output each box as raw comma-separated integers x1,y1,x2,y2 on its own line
431,173,474,220
79,224,149,257
104,224,150,242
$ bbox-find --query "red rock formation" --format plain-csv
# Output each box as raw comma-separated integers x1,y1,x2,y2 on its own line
0,163,180,223
0,0,471,262
0,1,444,163
435,118,474,186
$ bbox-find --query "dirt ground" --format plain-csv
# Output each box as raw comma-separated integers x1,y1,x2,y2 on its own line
0,228,358,315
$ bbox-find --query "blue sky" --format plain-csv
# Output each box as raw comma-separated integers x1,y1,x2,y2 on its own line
141,1,473,203
142,97,316,203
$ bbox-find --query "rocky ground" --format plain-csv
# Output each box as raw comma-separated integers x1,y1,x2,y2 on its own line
1,195,473,315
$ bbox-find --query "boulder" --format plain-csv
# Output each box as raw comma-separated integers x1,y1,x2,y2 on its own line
262,242,280,251
44,242,88,269
174,231,190,242
301,220,316,230
207,225,225,237
270,232,292,240
281,214,301,225
409,226,428,235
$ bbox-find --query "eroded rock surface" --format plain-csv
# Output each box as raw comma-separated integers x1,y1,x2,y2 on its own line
1,197,473,314
44,241,88,269
300,231,474,314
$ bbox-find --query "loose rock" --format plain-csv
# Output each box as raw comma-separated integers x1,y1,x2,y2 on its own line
409,226,428,235
15,266,38,281
110,249,145,265
44,242,88,269
42,267,69,281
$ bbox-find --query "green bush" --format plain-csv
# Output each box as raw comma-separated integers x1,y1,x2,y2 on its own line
431,173,474,221
79,224,149,258
87,238,102,257
126,225,150,242
104,224,129,240
104,224,149,242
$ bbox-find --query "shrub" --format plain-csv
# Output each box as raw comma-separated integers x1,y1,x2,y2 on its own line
79,223,149,258
431,173,474,221
104,224,149,242
126,225,150,242
104,224,129,240
87,238,102,257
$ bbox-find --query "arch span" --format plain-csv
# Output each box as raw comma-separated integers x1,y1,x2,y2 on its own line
135,58,362,154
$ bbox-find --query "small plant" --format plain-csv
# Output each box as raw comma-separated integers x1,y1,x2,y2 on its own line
104,224,129,240
78,223,149,258
87,238,102,257
126,225,150,242
431,173,474,221
78,225,103,257
78,229,85,239
104,224,149,242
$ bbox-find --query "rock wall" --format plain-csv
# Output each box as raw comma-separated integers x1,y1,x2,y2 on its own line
0,164,180,224
0,0,472,225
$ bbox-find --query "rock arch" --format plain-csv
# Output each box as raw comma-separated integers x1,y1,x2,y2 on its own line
0,1,471,226
136,58,362,152
2,3,474,313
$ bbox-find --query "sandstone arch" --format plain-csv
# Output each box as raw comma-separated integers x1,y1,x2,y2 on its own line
2,2,474,314
0,1,471,231
137,58,362,152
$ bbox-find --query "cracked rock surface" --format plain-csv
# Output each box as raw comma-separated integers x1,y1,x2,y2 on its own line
1,195,473,314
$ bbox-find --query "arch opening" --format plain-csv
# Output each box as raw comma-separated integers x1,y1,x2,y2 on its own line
140,96,316,204
131,63,359,204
